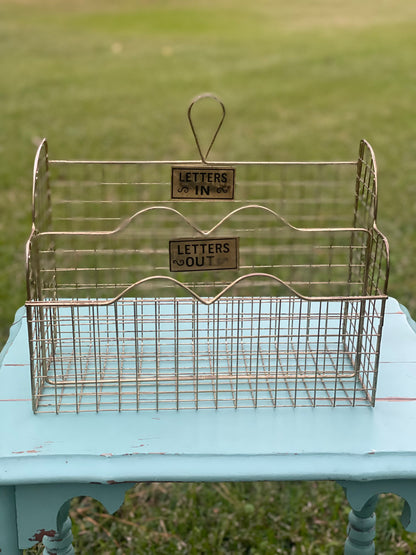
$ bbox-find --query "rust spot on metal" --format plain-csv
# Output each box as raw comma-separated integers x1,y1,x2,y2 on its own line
29,529,56,542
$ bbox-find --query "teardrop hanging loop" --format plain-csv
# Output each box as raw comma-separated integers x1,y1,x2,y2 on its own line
187,93,226,164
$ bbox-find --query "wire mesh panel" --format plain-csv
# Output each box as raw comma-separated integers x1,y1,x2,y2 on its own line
26,215,388,414
26,97,389,414
28,296,385,413
43,161,360,230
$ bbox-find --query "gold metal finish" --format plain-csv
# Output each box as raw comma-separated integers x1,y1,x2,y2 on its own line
169,237,239,272
25,96,389,414
171,166,235,200
187,93,226,163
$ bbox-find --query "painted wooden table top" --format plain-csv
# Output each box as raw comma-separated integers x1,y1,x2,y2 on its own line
1,297,416,486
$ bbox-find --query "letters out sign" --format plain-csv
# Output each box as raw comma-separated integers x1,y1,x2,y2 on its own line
169,237,239,272
171,166,235,199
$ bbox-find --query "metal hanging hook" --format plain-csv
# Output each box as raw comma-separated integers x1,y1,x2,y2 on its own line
187,93,226,163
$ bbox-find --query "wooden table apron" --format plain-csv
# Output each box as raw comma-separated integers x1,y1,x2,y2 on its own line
1,297,416,550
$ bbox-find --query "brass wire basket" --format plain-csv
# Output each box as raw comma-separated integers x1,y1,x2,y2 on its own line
26,95,389,413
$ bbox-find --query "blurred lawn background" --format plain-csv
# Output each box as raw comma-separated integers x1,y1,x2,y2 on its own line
1,0,416,552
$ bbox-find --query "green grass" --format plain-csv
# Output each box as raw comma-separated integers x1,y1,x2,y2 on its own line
1,0,416,552
22,483,416,554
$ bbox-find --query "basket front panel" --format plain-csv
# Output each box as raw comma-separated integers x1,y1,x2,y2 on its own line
29,297,382,413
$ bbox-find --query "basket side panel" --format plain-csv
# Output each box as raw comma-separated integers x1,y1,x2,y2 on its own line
342,298,384,406
32,139,51,233
367,227,390,296
28,304,58,413
354,140,378,230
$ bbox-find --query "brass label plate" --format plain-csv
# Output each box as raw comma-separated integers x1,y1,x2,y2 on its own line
169,237,239,272
171,166,235,200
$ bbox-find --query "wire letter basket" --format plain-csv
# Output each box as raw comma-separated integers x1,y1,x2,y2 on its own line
26,94,389,414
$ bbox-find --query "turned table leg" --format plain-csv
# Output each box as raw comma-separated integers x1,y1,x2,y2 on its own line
42,500,74,555
0,486,22,554
344,494,378,555
339,479,416,554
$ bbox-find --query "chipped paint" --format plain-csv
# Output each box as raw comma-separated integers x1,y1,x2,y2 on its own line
89,480,134,485
29,529,56,542
376,397,416,402
11,443,51,455
0,398,31,402
4,363,27,367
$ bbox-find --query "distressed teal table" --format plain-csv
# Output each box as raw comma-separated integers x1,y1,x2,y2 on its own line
1,298,416,554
